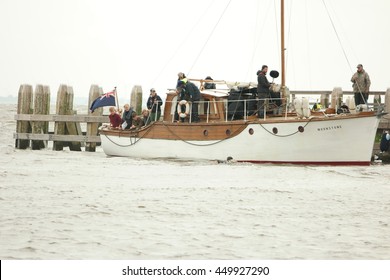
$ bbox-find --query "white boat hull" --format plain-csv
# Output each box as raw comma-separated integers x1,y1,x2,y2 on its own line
100,114,380,165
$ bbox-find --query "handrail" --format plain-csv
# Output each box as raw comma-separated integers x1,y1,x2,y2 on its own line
167,97,286,123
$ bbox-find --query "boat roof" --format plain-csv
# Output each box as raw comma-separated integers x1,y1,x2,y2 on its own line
199,89,229,98
166,89,229,98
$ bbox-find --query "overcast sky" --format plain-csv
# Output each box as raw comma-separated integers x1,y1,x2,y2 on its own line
0,0,389,102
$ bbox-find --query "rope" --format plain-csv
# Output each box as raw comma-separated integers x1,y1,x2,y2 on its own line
246,0,273,80
322,0,369,106
151,0,216,85
321,0,352,72
101,122,156,147
187,0,233,75
161,121,247,147
258,116,315,137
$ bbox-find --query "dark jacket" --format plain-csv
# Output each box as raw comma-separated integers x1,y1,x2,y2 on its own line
146,95,163,113
204,82,216,89
122,109,133,127
184,81,201,101
257,72,270,94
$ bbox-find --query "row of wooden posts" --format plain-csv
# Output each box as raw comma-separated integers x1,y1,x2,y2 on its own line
14,84,143,151
14,84,390,152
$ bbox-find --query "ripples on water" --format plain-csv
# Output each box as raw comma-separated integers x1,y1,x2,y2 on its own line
1,151,390,260
1,104,390,259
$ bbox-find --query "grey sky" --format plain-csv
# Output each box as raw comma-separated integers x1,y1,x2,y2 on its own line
0,0,389,101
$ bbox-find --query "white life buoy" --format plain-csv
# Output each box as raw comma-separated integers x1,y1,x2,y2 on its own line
177,100,190,118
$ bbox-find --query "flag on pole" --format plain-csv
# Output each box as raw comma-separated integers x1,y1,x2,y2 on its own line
89,90,116,113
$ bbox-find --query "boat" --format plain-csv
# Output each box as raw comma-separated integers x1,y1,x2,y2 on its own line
98,1,384,166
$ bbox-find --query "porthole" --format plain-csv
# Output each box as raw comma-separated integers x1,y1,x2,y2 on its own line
298,126,304,133
272,127,278,134
226,129,231,136
249,128,254,135
203,130,208,136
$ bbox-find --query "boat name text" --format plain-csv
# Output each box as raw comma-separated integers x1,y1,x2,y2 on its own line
317,125,342,131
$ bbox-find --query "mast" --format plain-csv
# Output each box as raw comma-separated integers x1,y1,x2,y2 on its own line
281,0,285,88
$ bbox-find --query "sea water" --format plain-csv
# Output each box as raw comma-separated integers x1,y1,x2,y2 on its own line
1,104,390,259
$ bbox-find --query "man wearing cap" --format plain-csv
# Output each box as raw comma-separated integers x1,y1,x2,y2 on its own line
351,64,371,106
146,88,163,122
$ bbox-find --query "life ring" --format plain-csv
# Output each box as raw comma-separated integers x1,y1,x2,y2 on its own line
177,100,190,118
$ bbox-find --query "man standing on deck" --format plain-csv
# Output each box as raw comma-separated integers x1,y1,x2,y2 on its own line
257,65,270,118
146,88,163,122
176,80,200,122
351,64,371,106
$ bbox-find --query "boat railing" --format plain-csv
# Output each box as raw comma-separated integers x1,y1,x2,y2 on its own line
165,96,287,123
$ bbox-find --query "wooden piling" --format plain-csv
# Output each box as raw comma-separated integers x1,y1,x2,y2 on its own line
65,86,82,151
373,93,381,111
43,85,51,136
32,84,50,150
131,85,143,114
86,84,102,152
385,88,390,115
53,84,69,151
16,84,33,149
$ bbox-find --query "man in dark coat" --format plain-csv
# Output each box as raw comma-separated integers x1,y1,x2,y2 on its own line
146,88,163,122
257,65,270,117
177,80,201,122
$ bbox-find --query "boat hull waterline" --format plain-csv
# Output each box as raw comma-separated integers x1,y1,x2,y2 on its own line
99,114,380,166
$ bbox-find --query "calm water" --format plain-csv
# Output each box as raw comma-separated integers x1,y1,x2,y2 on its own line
1,104,390,259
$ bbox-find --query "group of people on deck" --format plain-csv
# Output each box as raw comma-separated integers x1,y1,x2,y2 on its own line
108,88,163,129
109,63,371,128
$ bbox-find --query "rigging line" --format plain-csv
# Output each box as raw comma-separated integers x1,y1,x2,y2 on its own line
321,0,353,73
187,0,233,76
151,0,217,85
246,0,273,80
325,0,371,106
322,0,368,105
326,0,359,63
